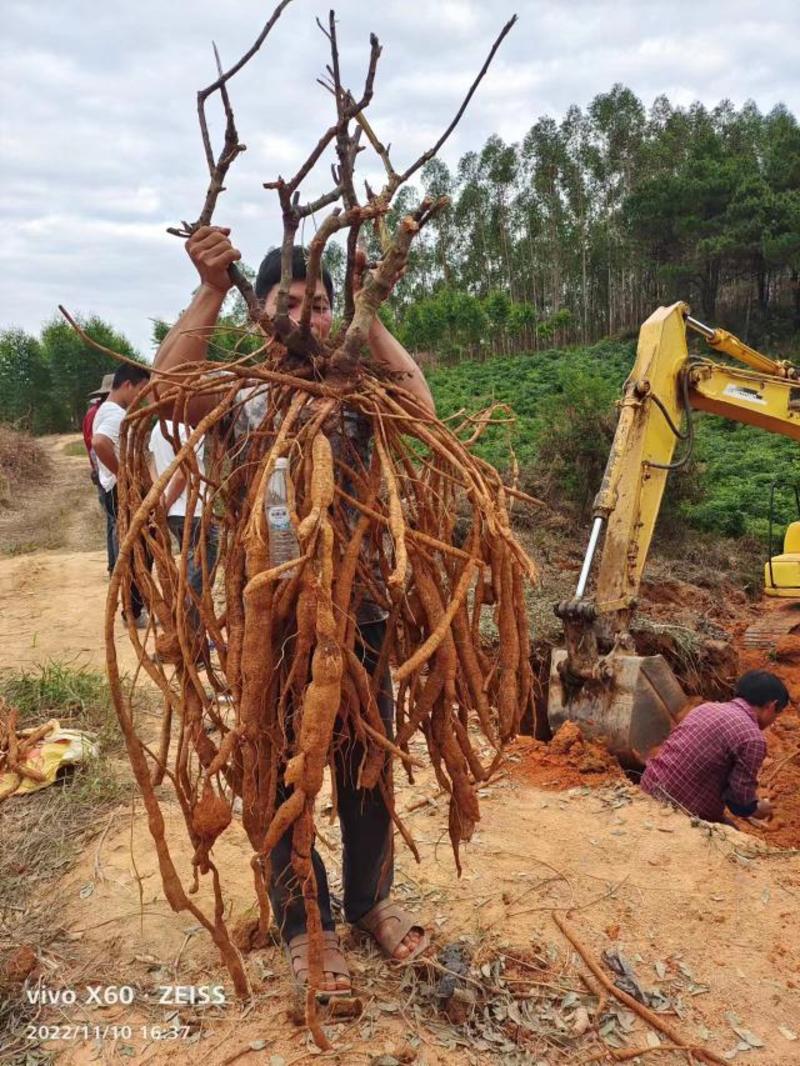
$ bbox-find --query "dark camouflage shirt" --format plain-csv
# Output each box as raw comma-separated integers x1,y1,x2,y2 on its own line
232,383,388,624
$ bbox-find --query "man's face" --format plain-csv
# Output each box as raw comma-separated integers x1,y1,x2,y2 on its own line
264,278,332,341
117,380,147,409
756,700,784,730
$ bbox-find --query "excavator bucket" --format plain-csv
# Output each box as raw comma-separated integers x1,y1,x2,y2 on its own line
547,650,686,767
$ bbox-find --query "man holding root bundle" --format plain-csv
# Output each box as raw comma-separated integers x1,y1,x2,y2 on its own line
154,226,433,996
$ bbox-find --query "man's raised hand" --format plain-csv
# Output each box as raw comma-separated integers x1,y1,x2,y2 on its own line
353,245,406,297
186,226,241,295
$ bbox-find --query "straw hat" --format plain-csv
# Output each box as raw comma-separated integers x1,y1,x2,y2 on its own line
87,373,115,400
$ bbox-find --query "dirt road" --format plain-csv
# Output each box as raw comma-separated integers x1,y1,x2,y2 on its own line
0,435,140,674
1,437,799,1065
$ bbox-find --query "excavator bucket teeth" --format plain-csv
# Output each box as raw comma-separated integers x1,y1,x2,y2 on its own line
547,651,686,766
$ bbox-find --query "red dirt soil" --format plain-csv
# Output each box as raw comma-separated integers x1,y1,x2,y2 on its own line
508,721,625,790
732,621,800,850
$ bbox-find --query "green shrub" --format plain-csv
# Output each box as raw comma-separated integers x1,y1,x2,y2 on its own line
428,340,799,541
531,364,618,516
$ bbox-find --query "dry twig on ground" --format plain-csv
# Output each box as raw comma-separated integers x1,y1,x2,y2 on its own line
553,914,727,1066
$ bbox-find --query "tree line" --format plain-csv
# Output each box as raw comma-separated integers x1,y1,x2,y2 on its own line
0,319,137,434
370,86,800,361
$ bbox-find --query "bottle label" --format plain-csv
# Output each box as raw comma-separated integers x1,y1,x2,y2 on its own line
268,506,291,530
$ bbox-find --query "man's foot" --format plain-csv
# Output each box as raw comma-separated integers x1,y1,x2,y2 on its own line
389,922,425,959
133,610,150,631
355,898,429,962
286,931,351,994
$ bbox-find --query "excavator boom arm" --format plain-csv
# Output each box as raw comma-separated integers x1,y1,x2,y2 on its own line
686,314,798,380
588,303,800,621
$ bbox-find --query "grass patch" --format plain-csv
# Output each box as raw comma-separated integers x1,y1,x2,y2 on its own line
62,439,88,458
0,662,129,1051
0,425,52,508
1,660,121,750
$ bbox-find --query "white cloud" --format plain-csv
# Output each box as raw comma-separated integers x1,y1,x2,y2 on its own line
1,0,798,355
15,214,165,242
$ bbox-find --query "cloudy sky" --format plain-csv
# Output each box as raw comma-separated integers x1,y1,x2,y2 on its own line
2,0,798,358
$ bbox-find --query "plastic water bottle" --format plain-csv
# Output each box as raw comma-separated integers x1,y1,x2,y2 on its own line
265,458,300,577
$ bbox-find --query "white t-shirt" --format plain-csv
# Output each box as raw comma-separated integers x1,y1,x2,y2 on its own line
148,421,205,518
92,401,126,492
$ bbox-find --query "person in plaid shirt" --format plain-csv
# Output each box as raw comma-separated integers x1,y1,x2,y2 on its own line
641,670,789,823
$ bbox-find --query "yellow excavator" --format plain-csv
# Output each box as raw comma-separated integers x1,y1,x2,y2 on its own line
547,302,800,764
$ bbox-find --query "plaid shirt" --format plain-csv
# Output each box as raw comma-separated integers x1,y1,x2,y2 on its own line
641,697,766,822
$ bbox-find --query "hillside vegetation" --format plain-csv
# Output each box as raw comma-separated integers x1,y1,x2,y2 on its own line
428,340,800,542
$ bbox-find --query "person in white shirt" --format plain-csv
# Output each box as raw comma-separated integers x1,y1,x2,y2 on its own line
92,363,151,627
82,374,114,573
148,420,219,630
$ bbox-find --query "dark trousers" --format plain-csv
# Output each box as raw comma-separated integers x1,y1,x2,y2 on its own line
97,483,116,574
269,620,393,943
167,515,220,601
101,485,147,619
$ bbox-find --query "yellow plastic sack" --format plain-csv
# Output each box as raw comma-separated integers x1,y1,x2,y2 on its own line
0,720,99,799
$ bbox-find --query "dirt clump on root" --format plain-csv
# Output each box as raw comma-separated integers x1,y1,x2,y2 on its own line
2,944,38,987
507,721,625,790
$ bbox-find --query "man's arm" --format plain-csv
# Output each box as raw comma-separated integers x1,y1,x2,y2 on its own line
723,736,768,817
92,433,118,478
162,468,188,514
154,226,241,425
368,317,435,415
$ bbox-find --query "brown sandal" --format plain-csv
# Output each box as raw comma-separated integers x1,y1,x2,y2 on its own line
356,898,430,963
285,930,351,996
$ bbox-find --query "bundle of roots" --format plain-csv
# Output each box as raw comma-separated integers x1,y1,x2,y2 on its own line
109,358,536,1021
0,700,59,802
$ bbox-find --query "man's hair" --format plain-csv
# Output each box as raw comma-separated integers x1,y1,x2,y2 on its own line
112,363,151,390
255,246,334,305
734,670,790,711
